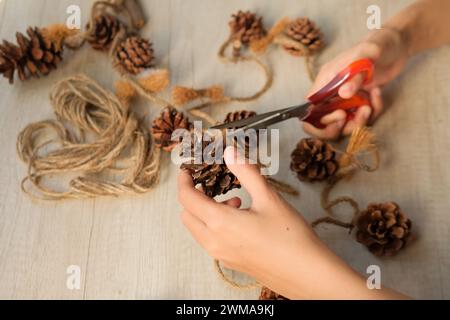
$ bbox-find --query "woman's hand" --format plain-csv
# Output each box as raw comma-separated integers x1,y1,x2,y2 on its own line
305,28,410,140
178,147,407,299
178,147,318,298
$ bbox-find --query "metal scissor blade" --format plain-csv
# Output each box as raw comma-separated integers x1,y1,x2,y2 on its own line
210,102,311,131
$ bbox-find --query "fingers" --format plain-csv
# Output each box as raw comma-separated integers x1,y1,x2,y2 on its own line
320,109,347,126
342,105,372,136
302,118,346,141
223,146,274,208
369,87,383,123
338,74,364,99
221,197,242,209
178,170,225,222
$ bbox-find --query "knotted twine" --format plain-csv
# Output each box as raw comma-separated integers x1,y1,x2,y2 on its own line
251,17,319,82
17,74,160,200
312,127,380,231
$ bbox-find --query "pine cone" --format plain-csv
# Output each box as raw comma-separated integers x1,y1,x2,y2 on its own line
229,10,266,56
356,202,413,256
0,27,63,84
152,107,192,152
283,18,324,56
224,110,257,124
115,35,154,75
290,138,338,182
259,287,288,300
86,14,123,51
180,133,240,198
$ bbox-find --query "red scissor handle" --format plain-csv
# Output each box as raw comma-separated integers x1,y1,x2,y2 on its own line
303,58,374,129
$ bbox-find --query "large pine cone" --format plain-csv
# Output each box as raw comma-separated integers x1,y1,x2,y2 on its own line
356,202,413,256
290,138,338,182
229,11,266,45
0,27,63,84
224,110,257,124
283,18,324,56
180,133,240,198
86,14,123,51
115,35,154,75
259,287,288,300
152,107,192,152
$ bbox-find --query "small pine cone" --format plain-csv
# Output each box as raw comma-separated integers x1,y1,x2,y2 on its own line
86,14,123,51
224,110,257,124
283,18,324,56
259,287,288,300
0,27,63,84
290,138,338,182
152,107,192,152
180,133,240,198
115,35,154,75
229,10,266,47
356,202,413,257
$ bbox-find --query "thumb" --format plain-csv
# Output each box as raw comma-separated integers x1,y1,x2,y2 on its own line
223,146,272,202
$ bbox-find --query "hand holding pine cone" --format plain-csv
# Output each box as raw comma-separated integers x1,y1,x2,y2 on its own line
180,132,241,198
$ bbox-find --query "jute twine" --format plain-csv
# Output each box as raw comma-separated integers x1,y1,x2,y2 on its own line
63,0,141,49
312,127,380,230
250,17,319,82
17,75,160,200
170,37,274,125
214,260,260,290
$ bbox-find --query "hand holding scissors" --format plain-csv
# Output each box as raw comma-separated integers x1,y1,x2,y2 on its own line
212,59,375,133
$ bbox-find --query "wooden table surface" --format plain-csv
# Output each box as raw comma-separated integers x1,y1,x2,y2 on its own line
1,0,449,300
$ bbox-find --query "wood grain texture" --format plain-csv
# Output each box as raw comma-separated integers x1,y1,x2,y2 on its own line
0,0,449,299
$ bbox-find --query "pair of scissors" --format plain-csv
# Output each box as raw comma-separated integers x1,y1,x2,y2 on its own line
211,58,374,131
